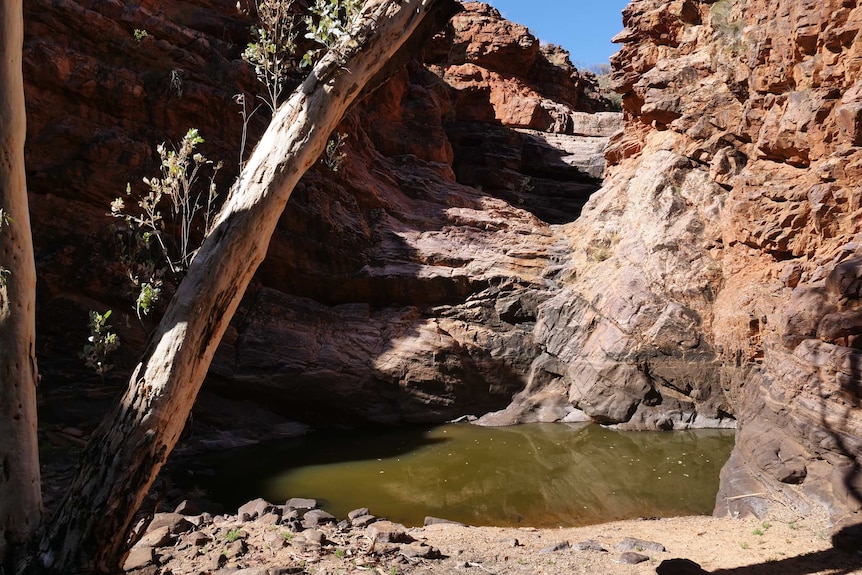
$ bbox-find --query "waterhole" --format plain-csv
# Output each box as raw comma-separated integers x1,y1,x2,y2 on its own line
182,423,735,527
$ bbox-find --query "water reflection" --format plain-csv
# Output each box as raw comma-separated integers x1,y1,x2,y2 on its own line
184,423,735,528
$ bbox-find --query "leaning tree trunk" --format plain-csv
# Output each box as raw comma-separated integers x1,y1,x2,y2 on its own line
0,0,42,570
32,0,459,572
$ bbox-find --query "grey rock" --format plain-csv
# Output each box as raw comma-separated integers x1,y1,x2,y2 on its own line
619,551,650,564
238,497,275,520
302,509,336,528
366,520,414,544
348,508,370,521
351,514,378,528
285,497,317,511
400,542,441,559
574,539,608,552
615,537,666,552
424,516,467,527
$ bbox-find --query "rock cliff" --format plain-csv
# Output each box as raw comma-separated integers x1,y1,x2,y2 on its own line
24,0,862,527
24,1,617,429
548,0,862,524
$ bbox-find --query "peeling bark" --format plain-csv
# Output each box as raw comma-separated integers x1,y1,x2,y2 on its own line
0,0,42,569
32,0,460,572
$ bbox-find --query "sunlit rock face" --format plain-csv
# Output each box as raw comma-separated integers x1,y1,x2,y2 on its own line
32,0,862,527
23,2,618,426
535,0,862,523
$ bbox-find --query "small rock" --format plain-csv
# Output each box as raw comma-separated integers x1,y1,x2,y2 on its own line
574,539,608,552
123,547,154,571
337,519,351,530
501,538,520,548
424,516,467,527
351,514,378,528
302,509,336,528
366,521,414,544
348,508,370,521
615,537,666,552
263,530,287,549
223,539,248,559
185,512,213,527
656,558,709,574
400,542,441,559
238,497,275,521
619,551,650,564
539,541,570,554
301,529,326,546
177,530,211,548
147,513,193,535
285,497,317,511
258,512,281,525
135,526,172,548
203,552,227,572
174,499,202,516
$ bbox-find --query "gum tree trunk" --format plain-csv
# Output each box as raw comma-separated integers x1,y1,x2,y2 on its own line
32,0,459,572
0,0,42,569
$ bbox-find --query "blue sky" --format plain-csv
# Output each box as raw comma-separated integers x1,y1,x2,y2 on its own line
486,0,630,68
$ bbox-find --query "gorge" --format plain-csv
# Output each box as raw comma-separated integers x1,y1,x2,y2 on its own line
21,0,862,537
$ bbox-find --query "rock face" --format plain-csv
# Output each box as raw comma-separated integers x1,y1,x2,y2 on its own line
24,0,618,430
25,0,862,528
536,0,862,524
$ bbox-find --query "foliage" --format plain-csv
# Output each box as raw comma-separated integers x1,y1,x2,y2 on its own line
242,0,301,112
0,208,10,288
225,528,243,543
301,0,363,68
133,29,149,41
80,310,120,377
322,132,348,171
242,0,363,112
111,128,221,318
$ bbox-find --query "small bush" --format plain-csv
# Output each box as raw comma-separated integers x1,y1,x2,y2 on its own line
80,310,120,377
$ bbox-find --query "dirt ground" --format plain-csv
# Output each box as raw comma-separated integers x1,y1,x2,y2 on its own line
154,510,862,575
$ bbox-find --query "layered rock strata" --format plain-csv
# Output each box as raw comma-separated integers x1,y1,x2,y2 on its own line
541,0,862,523
24,2,618,431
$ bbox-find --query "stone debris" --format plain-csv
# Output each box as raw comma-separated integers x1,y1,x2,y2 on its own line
574,539,608,552
615,536,667,553
619,551,650,564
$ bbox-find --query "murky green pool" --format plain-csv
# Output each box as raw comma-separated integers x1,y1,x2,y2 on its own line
184,423,735,528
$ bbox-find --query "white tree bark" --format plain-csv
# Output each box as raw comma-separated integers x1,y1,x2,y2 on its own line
0,0,42,568
32,0,458,572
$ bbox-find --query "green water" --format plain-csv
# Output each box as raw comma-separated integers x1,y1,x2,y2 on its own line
186,423,735,528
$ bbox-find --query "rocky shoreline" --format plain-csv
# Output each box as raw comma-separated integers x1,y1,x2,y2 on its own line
125,496,862,575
